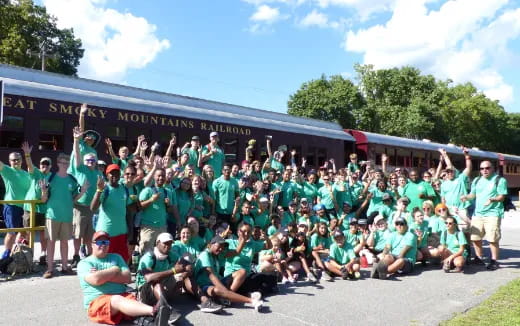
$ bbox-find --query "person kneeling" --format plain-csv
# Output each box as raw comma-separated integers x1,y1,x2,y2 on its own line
326,229,361,280
78,231,172,326
438,217,467,273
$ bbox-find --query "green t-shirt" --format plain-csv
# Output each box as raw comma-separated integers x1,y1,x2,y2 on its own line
367,189,394,216
334,182,354,209
350,181,364,206
75,164,102,207
172,239,202,259
202,144,225,178
275,181,297,208
403,181,436,212
77,253,128,309
269,158,284,173
386,231,417,263
0,166,30,207
46,174,79,222
194,249,221,287
347,162,360,173
223,239,264,276
441,170,470,209
373,229,392,252
317,185,337,210
253,209,270,230
191,191,205,219
212,177,239,215
182,148,201,174
329,241,356,265
302,182,318,203
69,139,97,176
298,215,318,229
135,250,178,289
176,189,193,225
138,187,175,227
281,211,299,227
471,175,508,218
23,168,49,213
340,212,356,230
409,220,430,249
343,230,363,247
310,233,331,249
440,229,468,257
112,154,134,172
96,184,131,236
267,225,279,236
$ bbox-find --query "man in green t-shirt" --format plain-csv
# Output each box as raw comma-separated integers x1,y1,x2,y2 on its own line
372,217,417,280
402,169,436,211
201,132,226,178
462,161,508,271
78,231,174,326
212,164,240,224
0,151,31,259
181,135,202,174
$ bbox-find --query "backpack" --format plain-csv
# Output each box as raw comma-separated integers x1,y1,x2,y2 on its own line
47,172,79,199
6,244,34,276
102,185,130,204
473,176,515,211
137,252,173,277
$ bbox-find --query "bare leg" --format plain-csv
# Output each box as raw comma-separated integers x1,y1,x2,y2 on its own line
4,233,15,252
210,286,253,304
73,238,81,256
46,239,56,271
40,231,47,252
110,295,154,317
229,269,246,292
60,240,69,269
489,242,500,260
472,240,484,258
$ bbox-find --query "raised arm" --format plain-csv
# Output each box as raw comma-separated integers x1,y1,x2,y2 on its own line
461,147,472,177
329,158,337,174
79,103,88,132
90,176,106,212
433,156,443,180
439,149,453,170
132,135,145,157
105,138,118,160
266,137,272,159
21,141,34,174
165,136,176,158
381,154,388,175
73,126,83,168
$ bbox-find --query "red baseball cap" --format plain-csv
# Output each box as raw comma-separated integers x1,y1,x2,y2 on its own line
105,164,120,175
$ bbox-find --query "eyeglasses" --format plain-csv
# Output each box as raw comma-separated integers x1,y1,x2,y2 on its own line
124,172,136,176
40,162,50,166
9,158,21,162
93,239,110,246
395,222,406,226
438,208,447,211
480,167,491,170
323,178,330,181
445,222,455,225
401,202,409,206
423,207,431,210
84,158,96,163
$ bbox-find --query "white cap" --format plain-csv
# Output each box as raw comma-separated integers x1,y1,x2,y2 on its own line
259,197,269,203
97,160,107,165
156,233,174,243
210,131,219,137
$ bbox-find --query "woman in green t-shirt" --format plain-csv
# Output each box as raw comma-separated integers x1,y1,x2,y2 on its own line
438,216,468,273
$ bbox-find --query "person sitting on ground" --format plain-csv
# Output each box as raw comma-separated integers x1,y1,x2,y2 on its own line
366,215,391,262
77,231,174,326
372,217,418,280
438,216,468,273
136,233,222,317
287,231,317,282
327,229,361,280
310,222,333,281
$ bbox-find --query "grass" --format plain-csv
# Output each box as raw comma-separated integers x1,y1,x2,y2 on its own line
440,278,520,326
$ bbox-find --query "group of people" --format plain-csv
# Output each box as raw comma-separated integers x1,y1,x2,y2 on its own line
0,104,509,325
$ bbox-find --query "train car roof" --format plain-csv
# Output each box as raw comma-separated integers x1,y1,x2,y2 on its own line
348,129,499,159
0,64,355,142
500,153,520,162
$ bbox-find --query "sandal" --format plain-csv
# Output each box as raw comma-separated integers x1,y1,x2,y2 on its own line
443,261,451,273
43,270,53,279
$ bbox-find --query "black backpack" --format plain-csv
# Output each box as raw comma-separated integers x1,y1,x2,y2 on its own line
47,172,79,199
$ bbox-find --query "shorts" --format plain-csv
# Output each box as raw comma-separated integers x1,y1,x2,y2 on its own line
87,292,135,325
138,275,178,305
126,211,139,245
3,205,24,233
470,216,501,242
45,218,72,241
318,253,330,262
139,225,167,253
22,211,46,228
396,257,413,275
109,233,130,262
73,205,94,239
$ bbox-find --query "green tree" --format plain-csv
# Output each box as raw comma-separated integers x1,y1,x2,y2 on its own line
287,74,365,129
0,0,84,75
505,113,520,155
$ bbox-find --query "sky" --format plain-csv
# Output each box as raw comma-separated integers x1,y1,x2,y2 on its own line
37,0,520,114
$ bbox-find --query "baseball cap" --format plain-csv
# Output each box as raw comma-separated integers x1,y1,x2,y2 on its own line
191,136,200,141
349,218,358,225
289,200,297,207
97,160,107,166
156,233,174,243
210,131,219,137
395,216,407,224
313,203,325,211
358,219,368,225
92,230,110,241
399,197,410,204
333,229,344,238
382,193,392,201
278,227,289,236
40,157,52,165
259,197,269,203
105,164,120,175
210,235,226,245
374,215,386,225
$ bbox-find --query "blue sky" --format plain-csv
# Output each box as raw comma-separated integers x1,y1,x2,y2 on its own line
40,0,520,113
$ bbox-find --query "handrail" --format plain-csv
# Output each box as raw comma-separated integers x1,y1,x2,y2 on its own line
0,199,44,249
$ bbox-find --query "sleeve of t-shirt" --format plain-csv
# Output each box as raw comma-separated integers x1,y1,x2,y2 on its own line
497,177,508,196
115,253,129,272
0,165,14,179
404,232,416,247
168,188,177,206
470,179,478,195
310,234,318,248
139,187,152,201
77,259,92,281
137,253,154,272
440,230,447,246
199,251,213,269
458,231,468,246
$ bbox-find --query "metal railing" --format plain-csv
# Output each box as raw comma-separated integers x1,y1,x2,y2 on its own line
0,199,44,249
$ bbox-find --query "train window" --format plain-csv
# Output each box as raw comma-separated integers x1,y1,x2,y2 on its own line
306,146,316,169
0,115,24,149
292,145,302,166
106,126,127,139
259,144,268,163
317,148,327,167
223,137,238,164
39,119,64,151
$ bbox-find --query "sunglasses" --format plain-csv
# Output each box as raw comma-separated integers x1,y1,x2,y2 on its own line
438,208,447,211
480,167,491,170
40,161,50,166
323,179,330,181
125,172,136,176
84,159,97,163
445,222,455,225
9,158,21,162
395,222,406,226
93,239,110,246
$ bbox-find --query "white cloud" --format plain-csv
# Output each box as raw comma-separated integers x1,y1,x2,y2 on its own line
345,0,520,105
315,0,401,21
299,10,329,27
250,5,284,23
42,0,170,82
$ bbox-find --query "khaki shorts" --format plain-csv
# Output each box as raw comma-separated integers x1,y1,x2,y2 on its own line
139,225,167,253
470,216,501,243
73,205,94,240
23,211,46,227
45,218,73,241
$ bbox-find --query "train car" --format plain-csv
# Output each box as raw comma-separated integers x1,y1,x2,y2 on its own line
0,64,354,170
500,153,520,189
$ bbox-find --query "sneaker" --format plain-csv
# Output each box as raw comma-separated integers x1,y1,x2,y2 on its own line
354,271,361,279
167,307,182,325
472,256,486,266
218,298,231,307
340,267,348,280
377,262,388,280
443,261,451,273
487,260,499,271
307,272,318,283
250,291,262,301
133,316,154,326
321,271,333,282
281,277,289,285
60,268,76,276
200,299,223,313
154,305,171,326
39,255,47,266
370,263,380,279
71,254,81,269
288,275,296,283
43,270,53,279
250,298,263,312
1,250,11,260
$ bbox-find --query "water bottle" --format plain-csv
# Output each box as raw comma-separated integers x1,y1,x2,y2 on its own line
131,251,140,272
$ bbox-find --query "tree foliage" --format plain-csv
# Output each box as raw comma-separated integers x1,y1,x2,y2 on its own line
287,74,365,129
288,64,517,154
0,0,84,75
